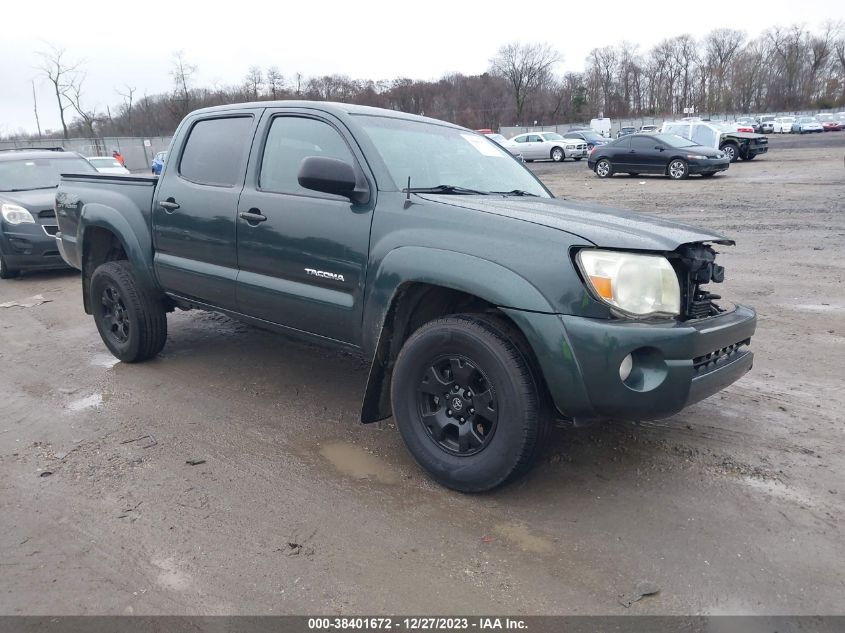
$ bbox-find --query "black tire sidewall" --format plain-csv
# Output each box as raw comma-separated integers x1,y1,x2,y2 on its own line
391,317,539,492
90,262,146,362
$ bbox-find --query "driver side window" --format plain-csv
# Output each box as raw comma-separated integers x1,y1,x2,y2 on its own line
260,116,354,195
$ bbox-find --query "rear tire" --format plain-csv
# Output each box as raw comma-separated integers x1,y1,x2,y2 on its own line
595,159,613,178
391,314,546,492
90,260,167,363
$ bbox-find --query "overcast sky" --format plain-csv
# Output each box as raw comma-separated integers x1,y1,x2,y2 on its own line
0,0,839,134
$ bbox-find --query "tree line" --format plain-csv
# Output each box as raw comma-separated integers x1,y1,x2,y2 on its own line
9,22,845,141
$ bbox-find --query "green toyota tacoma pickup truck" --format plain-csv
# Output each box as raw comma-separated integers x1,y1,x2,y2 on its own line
54,101,756,492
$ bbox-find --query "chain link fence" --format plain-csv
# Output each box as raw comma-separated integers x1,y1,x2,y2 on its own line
0,136,173,173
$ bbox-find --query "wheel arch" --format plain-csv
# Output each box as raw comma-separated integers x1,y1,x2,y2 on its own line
360,247,555,423
79,204,157,314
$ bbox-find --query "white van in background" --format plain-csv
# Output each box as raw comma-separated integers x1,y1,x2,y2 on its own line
590,118,612,138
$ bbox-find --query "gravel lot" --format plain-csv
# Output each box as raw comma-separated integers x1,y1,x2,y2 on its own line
1,132,843,615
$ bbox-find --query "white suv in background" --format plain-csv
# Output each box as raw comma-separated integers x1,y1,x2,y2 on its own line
505,132,588,162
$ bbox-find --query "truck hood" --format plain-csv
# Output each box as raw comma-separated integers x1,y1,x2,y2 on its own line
421,195,734,251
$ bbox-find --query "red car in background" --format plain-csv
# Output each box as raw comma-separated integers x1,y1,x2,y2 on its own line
816,114,841,131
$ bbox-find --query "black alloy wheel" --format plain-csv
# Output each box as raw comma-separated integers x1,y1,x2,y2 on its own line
416,355,498,456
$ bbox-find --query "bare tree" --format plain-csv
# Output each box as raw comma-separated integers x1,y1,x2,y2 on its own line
266,66,284,99
244,66,263,100
490,42,560,123
170,51,197,118
116,85,136,134
36,44,81,139
63,74,97,138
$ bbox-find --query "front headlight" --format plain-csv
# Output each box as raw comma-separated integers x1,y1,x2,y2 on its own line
687,154,709,160
577,249,681,317
1,203,35,225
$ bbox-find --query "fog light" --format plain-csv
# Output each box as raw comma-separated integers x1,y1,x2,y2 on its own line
619,354,633,382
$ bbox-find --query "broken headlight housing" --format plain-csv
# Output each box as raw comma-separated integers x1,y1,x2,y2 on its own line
577,249,681,318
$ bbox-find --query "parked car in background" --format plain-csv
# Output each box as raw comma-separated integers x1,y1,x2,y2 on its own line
505,132,587,162
756,115,776,134
563,130,612,150
815,114,841,132
484,133,525,161
87,156,131,175
772,117,796,133
735,117,758,133
588,133,729,180
640,124,659,133
150,151,167,175
791,117,823,134
0,148,97,278
661,121,768,162
616,126,637,138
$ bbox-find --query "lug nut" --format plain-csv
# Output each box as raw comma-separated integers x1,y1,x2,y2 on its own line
469,408,475,414
459,417,465,423
446,409,452,417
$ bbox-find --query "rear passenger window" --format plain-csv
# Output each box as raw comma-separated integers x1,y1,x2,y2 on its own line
179,116,253,187
259,116,354,195
630,137,653,150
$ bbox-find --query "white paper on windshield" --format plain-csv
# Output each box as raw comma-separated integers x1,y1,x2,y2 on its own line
461,133,505,157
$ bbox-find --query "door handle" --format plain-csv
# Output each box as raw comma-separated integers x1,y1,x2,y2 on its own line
239,209,267,224
160,198,180,212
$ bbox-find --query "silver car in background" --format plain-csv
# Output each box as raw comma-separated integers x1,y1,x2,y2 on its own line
505,132,588,162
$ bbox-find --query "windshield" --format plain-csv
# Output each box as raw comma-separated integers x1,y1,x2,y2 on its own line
817,115,832,122
0,156,97,191
579,132,603,141
486,134,507,143
798,117,815,123
355,116,550,197
543,133,564,141
657,134,698,148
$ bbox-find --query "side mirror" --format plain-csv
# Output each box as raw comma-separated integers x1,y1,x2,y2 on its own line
297,156,368,204
655,146,665,151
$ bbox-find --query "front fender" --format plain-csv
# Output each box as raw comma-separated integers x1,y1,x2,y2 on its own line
362,246,555,354
359,246,565,423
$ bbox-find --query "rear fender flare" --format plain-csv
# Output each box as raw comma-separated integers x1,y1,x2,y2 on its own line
80,203,156,310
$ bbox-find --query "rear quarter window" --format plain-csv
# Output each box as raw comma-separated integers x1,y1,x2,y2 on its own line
179,116,254,187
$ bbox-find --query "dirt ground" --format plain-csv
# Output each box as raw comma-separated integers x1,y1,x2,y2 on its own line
1,133,843,616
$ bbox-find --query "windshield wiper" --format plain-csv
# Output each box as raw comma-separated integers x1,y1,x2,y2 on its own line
404,184,490,195
491,189,540,197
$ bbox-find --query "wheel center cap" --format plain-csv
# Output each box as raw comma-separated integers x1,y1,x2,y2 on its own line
451,397,464,412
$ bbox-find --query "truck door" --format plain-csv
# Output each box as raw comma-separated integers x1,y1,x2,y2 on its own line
152,114,257,310
235,110,374,345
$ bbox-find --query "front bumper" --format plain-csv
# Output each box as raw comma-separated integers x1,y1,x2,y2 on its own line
1,221,69,271
689,158,730,174
502,304,756,422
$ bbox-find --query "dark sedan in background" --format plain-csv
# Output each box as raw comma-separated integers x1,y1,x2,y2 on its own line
587,133,730,180
0,148,96,278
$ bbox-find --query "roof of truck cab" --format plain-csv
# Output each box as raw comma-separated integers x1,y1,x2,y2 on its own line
188,100,462,129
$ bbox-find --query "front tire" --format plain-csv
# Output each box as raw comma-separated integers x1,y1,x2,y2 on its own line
90,260,167,363
595,158,613,178
668,159,689,180
391,314,546,492
721,143,739,163
0,248,20,279
551,147,564,162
